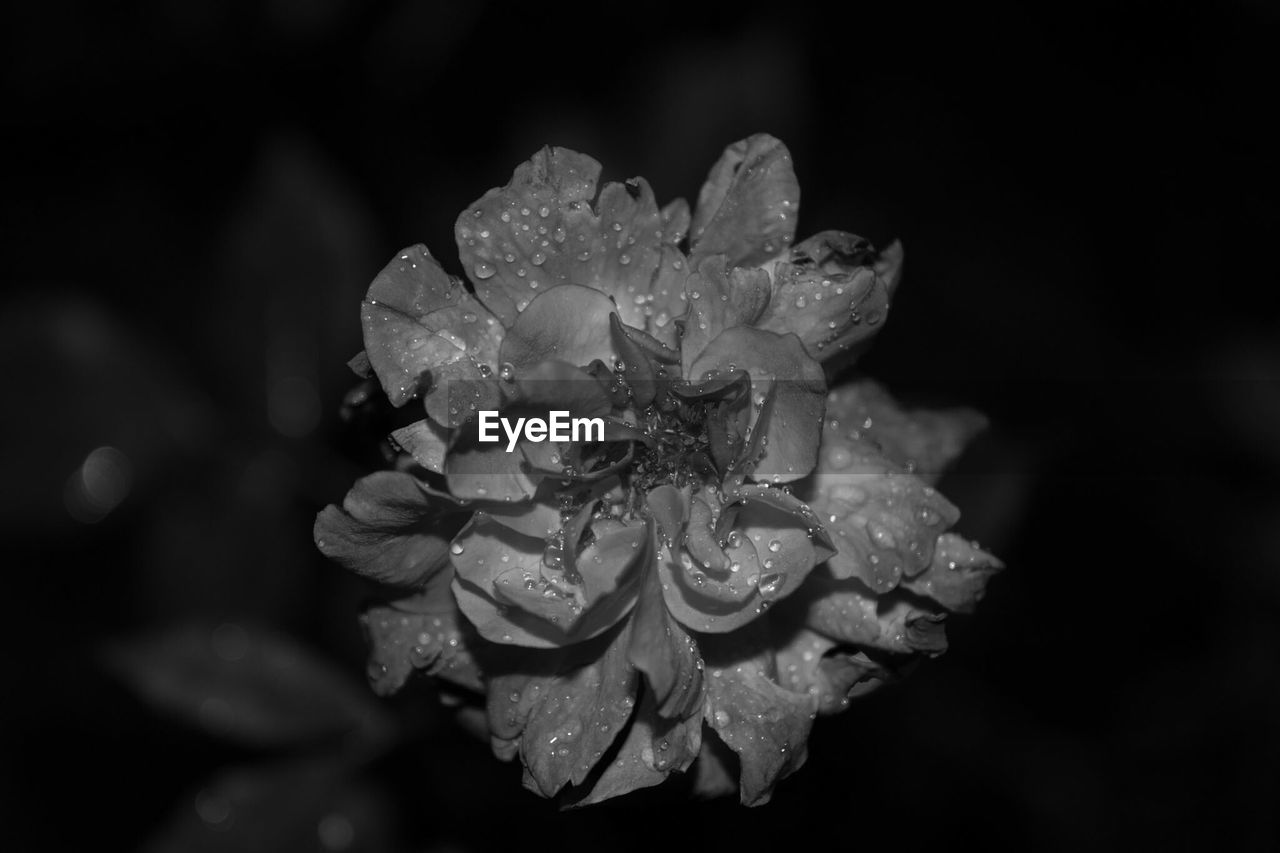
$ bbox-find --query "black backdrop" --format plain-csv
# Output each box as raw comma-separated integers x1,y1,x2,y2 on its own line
3,1,1277,850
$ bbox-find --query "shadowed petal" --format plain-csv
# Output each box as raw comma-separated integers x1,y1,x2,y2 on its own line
362,569,483,696
689,327,826,483
314,471,465,587
773,627,888,715
700,629,817,805
901,532,1004,613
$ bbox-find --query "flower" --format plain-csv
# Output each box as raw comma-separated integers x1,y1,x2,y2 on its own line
315,134,1003,806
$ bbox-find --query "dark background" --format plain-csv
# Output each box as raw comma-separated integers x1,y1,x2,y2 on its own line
3,1,1277,850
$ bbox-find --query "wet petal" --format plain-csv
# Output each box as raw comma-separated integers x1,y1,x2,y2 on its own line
689,327,826,483
701,632,817,805
455,147,601,325
690,134,799,268
785,565,949,656
518,621,640,796
756,231,897,362
389,418,449,474
627,545,704,720
820,379,987,483
444,429,541,502
362,569,483,696
360,247,502,408
901,532,1004,613
680,256,771,377
314,471,464,587
499,285,618,369
455,147,667,329
366,244,463,316
451,514,646,648
565,688,701,807
773,627,888,715
646,246,690,348
727,489,821,605
802,386,960,591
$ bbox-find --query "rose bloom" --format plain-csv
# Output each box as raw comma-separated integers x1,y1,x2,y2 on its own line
316,135,1002,806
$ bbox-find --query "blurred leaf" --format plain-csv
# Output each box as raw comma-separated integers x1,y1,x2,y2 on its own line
104,624,393,749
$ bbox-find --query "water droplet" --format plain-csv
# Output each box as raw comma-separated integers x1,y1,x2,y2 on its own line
758,573,783,595
768,539,782,552
450,542,465,555
473,262,495,280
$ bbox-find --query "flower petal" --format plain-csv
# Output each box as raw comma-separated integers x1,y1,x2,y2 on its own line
773,627,888,715
389,419,449,474
689,327,826,483
518,622,640,797
313,471,464,587
701,630,817,805
498,285,618,370
451,513,647,648
901,532,1004,613
690,134,799,268
366,243,463,316
362,569,483,696
627,547,704,720
645,246,690,348
455,147,669,329
755,231,897,362
802,386,961,591
679,256,771,377
821,379,987,483
455,147,601,325
444,428,541,502
784,565,950,656
564,688,701,807
360,247,502,408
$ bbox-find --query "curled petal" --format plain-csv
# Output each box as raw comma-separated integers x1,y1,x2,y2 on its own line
389,418,449,474
660,197,691,245
774,627,887,715
786,565,949,656
690,134,799,268
362,569,483,696
689,327,826,483
451,514,646,648
314,471,464,587
901,532,1005,613
499,285,618,370
756,231,895,362
627,560,704,720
